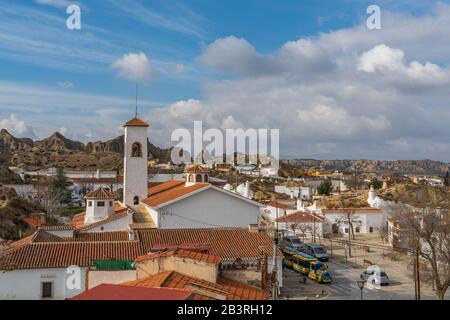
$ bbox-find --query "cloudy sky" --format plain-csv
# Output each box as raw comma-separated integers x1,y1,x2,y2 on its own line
0,0,449,161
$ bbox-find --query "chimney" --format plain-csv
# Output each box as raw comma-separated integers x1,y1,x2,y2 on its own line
244,181,250,199
296,199,304,211
96,169,100,179
127,229,135,241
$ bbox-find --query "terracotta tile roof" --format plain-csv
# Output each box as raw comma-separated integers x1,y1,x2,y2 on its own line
276,211,324,223
266,200,294,210
321,208,383,213
123,117,149,127
40,225,74,231
71,212,86,229
136,228,282,261
143,182,210,208
70,231,131,242
70,202,129,230
76,211,130,232
85,187,116,199
70,177,124,184
135,249,221,264
185,164,209,173
32,230,66,243
21,216,43,228
71,284,193,300
0,241,142,270
123,271,268,300
147,179,185,196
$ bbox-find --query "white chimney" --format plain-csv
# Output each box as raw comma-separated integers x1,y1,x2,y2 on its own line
96,169,101,179
368,186,376,204
244,181,250,199
297,199,304,211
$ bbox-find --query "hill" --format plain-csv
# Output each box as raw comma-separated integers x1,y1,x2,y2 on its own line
0,129,172,170
284,159,450,174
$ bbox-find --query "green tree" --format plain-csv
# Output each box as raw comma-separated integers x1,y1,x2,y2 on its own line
48,167,72,211
370,178,383,190
317,179,333,195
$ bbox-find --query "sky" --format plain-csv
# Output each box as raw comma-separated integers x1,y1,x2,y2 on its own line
0,0,450,161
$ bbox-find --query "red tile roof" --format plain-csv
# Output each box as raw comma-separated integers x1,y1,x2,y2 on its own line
70,177,124,184
123,271,268,300
136,228,282,261
85,187,116,199
123,117,149,127
76,211,130,232
276,211,324,223
185,164,209,173
143,181,210,208
71,284,192,300
135,249,221,264
21,216,43,228
1,228,281,270
0,241,142,270
266,201,293,210
70,231,131,242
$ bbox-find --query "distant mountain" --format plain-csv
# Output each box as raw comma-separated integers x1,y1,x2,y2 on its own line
0,129,172,168
283,159,450,175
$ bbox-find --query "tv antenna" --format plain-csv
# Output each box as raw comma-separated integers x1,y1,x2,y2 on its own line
135,83,138,118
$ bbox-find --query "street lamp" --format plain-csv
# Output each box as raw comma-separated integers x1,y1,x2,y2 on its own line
356,280,366,300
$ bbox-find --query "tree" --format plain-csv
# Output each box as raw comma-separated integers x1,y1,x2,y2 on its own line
398,205,450,300
317,179,333,195
444,171,449,187
47,167,72,213
370,178,383,190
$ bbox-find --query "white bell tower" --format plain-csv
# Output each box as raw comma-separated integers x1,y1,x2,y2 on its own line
123,117,149,207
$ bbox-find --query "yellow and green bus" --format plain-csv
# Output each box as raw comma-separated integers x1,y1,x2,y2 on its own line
283,248,332,283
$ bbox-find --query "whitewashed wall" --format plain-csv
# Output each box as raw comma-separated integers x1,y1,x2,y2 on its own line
0,267,87,300
158,189,261,229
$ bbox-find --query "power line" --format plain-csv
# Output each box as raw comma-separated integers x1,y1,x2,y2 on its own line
161,210,228,228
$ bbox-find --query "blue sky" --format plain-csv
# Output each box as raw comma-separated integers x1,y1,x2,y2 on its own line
1,0,450,161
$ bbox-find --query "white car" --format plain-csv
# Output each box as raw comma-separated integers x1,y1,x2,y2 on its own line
360,266,390,286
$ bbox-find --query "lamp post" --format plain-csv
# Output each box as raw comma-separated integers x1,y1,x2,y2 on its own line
356,280,366,300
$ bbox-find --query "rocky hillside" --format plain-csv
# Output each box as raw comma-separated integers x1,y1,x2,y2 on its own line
284,159,450,174
0,129,172,169
0,186,40,240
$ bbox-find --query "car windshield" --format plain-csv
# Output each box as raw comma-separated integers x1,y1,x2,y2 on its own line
290,238,301,244
314,247,326,254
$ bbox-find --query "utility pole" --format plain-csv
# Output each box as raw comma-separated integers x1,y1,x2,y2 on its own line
272,205,279,300
416,243,421,300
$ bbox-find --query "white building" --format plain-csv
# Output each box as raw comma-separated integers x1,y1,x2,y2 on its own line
321,208,385,236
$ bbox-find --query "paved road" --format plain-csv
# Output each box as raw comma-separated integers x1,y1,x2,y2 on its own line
281,259,448,300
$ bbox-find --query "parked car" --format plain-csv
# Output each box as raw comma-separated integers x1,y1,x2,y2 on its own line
305,244,330,261
282,236,306,252
360,266,390,285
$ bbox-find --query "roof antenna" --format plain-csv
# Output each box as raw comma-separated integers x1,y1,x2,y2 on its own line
135,82,138,118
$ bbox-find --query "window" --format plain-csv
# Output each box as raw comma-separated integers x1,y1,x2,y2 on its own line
41,282,53,299
188,174,194,182
88,201,92,207
196,174,202,182
131,142,142,157
133,196,139,205
97,201,105,207
204,174,208,182
355,227,360,233
109,201,113,206
369,227,374,233
345,228,349,234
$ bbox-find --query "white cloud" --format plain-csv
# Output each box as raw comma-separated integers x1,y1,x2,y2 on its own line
358,44,449,84
111,52,153,82
0,114,36,138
